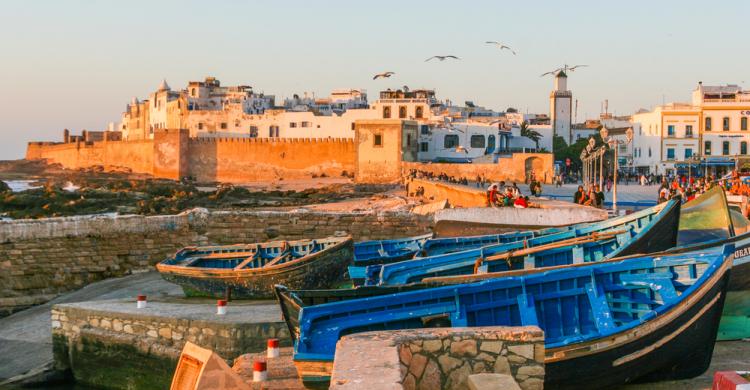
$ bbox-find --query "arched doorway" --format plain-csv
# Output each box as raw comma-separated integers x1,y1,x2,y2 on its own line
525,157,544,182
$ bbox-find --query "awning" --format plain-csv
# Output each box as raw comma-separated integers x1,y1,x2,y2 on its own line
704,157,735,167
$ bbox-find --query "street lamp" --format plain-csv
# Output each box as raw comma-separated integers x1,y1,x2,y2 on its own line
600,127,634,213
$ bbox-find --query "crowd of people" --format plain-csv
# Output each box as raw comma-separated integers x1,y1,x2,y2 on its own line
572,184,606,208
485,181,533,208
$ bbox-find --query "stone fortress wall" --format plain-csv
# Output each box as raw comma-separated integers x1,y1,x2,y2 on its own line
0,208,433,317
27,125,553,185
27,129,356,183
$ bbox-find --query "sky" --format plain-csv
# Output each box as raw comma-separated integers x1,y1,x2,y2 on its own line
1,0,749,159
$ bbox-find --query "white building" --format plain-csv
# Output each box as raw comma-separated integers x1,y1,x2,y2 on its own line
631,82,750,176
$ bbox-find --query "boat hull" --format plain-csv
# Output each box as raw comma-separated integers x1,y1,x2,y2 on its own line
158,239,353,299
546,264,730,389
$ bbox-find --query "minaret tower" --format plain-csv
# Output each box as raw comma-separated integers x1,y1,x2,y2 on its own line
550,70,573,144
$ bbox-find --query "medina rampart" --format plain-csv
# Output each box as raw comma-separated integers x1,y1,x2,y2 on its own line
26,124,553,184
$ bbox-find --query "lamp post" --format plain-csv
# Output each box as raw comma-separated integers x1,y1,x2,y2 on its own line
600,127,634,213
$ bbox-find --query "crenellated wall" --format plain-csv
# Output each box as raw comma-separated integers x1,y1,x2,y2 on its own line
26,130,356,182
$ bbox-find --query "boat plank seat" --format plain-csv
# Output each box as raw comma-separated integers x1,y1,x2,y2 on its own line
585,283,616,332
233,251,262,270
619,272,678,302
572,246,585,264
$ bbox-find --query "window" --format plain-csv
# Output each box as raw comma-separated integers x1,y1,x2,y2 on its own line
686,125,693,137
444,134,459,149
220,122,227,129
301,121,310,128
723,141,730,155
743,117,748,131
249,126,258,138
667,125,675,136
383,106,391,119
685,148,693,159
470,135,485,148
234,120,240,127
290,122,297,128
742,142,748,155
666,148,675,160
269,126,274,137
487,135,496,152
351,123,355,130
705,117,712,131
399,106,407,119
705,141,712,155
406,133,412,147
420,142,429,152
723,117,730,131
191,88,196,97
648,147,652,157
198,123,203,130
415,106,424,119
374,134,383,147
420,125,430,135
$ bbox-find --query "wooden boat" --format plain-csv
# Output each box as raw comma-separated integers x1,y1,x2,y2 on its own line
277,244,733,388
369,199,681,286
156,236,353,299
349,230,561,285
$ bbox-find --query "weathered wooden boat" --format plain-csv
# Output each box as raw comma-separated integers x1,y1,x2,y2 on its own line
277,245,733,388
368,199,681,286
156,236,353,299
353,233,433,266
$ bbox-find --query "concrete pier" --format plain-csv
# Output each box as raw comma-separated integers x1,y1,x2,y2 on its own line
52,298,286,389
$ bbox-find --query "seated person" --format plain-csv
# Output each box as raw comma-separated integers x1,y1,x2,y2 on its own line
514,196,529,208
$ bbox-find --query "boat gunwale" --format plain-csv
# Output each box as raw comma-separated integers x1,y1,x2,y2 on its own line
156,236,353,277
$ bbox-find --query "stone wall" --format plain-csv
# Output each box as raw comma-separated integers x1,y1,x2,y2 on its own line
187,137,356,182
0,208,433,317
51,301,288,389
27,130,356,182
403,153,555,185
330,326,545,390
408,178,487,208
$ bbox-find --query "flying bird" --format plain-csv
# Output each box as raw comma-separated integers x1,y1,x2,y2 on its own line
425,55,460,62
567,64,588,71
540,69,561,77
373,71,395,80
485,41,516,55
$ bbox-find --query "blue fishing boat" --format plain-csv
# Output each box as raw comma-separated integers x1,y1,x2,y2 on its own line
349,230,559,285
277,245,733,389
352,233,433,265
369,199,680,286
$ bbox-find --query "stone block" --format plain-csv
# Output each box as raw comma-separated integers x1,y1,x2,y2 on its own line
479,340,503,354
409,353,428,379
517,365,544,377
468,373,521,390
418,359,440,390
509,344,534,360
438,354,462,373
450,339,477,357
493,356,511,375
423,339,442,353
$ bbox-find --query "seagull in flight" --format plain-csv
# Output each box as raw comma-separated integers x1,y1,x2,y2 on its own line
567,64,588,71
373,71,395,80
540,69,561,77
485,41,516,55
425,55,460,62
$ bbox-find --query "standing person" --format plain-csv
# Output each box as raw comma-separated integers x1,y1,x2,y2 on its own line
573,185,585,204
593,184,605,209
606,176,613,192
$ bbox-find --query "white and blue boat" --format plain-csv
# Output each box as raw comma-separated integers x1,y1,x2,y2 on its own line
367,199,681,286
276,244,733,389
